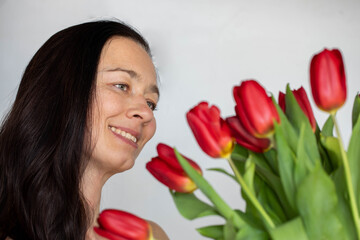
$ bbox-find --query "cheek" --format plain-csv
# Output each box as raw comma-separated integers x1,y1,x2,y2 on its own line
95,92,125,126
101,93,122,115
88,94,114,149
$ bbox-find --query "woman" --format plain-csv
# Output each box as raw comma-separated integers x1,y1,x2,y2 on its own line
0,20,168,240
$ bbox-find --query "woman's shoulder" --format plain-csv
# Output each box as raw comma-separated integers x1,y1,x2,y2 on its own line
147,220,169,240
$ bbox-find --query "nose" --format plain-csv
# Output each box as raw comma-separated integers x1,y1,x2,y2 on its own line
126,97,154,124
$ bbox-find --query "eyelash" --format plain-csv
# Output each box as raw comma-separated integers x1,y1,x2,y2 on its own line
114,83,157,111
147,101,157,111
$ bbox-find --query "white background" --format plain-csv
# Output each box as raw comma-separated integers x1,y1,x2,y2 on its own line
1,1,360,239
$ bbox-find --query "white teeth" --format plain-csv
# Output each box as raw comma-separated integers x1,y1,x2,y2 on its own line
109,126,137,143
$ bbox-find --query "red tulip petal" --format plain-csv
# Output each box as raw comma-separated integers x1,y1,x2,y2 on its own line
234,88,257,136
146,157,197,193
278,91,286,112
156,143,201,173
293,87,316,131
310,48,346,112
226,116,270,153
97,210,150,240
234,81,279,137
242,81,276,135
187,111,223,158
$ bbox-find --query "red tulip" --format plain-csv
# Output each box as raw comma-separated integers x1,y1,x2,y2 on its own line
186,102,234,158
310,48,346,113
233,80,280,138
146,143,202,193
94,227,128,240
278,87,316,132
226,116,271,153
94,209,152,240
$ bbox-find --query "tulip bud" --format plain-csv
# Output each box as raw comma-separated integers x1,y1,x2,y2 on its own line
94,209,152,240
146,143,202,193
226,116,271,153
233,80,280,138
186,102,234,158
279,87,316,132
310,48,346,113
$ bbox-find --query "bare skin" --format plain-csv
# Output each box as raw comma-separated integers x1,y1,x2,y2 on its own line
83,37,168,239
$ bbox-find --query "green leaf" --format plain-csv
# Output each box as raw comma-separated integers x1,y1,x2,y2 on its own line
207,168,237,182
294,124,312,186
284,85,321,169
243,193,262,228
347,111,360,212
274,121,297,211
174,149,247,229
331,168,358,240
234,209,265,230
264,149,279,175
234,210,269,239
197,225,224,239
231,144,249,162
296,164,345,240
322,115,334,137
253,163,296,219
272,96,298,153
170,191,219,220
316,139,333,174
242,151,295,219
298,123,321,169
257,180,286,225
269,217,309,240
243,155,256,195
351,94,360,129
315,116,334,173
225,214,268,240
250,152,273,174
320,134,342,170
232,157,246,175
284,84,313,135
235,226,269,240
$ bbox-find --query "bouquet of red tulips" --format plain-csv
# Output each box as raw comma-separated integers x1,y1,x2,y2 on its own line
147,48,360,240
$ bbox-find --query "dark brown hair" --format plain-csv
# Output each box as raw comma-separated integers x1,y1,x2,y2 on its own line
0,20,151,240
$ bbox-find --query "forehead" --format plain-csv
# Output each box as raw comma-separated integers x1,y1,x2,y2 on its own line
98,37,157,84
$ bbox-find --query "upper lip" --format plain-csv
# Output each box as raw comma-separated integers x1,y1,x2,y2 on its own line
109,125,140,140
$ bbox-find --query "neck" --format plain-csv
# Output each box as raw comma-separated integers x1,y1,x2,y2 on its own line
82,161,114,240
81,161,112,226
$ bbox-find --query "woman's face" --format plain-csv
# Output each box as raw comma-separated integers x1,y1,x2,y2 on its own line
89,37,158,173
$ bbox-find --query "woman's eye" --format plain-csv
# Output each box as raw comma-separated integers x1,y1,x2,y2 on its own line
147,101,157,111
114,83,129,91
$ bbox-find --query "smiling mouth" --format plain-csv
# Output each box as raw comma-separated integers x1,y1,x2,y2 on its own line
109,126,137,143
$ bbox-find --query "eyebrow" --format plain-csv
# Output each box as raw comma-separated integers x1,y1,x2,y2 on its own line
150,85,160,99
102,67,160,98
104,67,138,78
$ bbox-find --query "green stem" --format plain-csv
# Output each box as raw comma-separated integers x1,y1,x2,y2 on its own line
331,114,360,238
174,149,246,229
227,156,276,229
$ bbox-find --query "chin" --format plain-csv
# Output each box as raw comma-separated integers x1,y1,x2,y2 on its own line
112,158,136,173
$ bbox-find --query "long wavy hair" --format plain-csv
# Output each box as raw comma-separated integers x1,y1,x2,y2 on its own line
0,20,151,240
